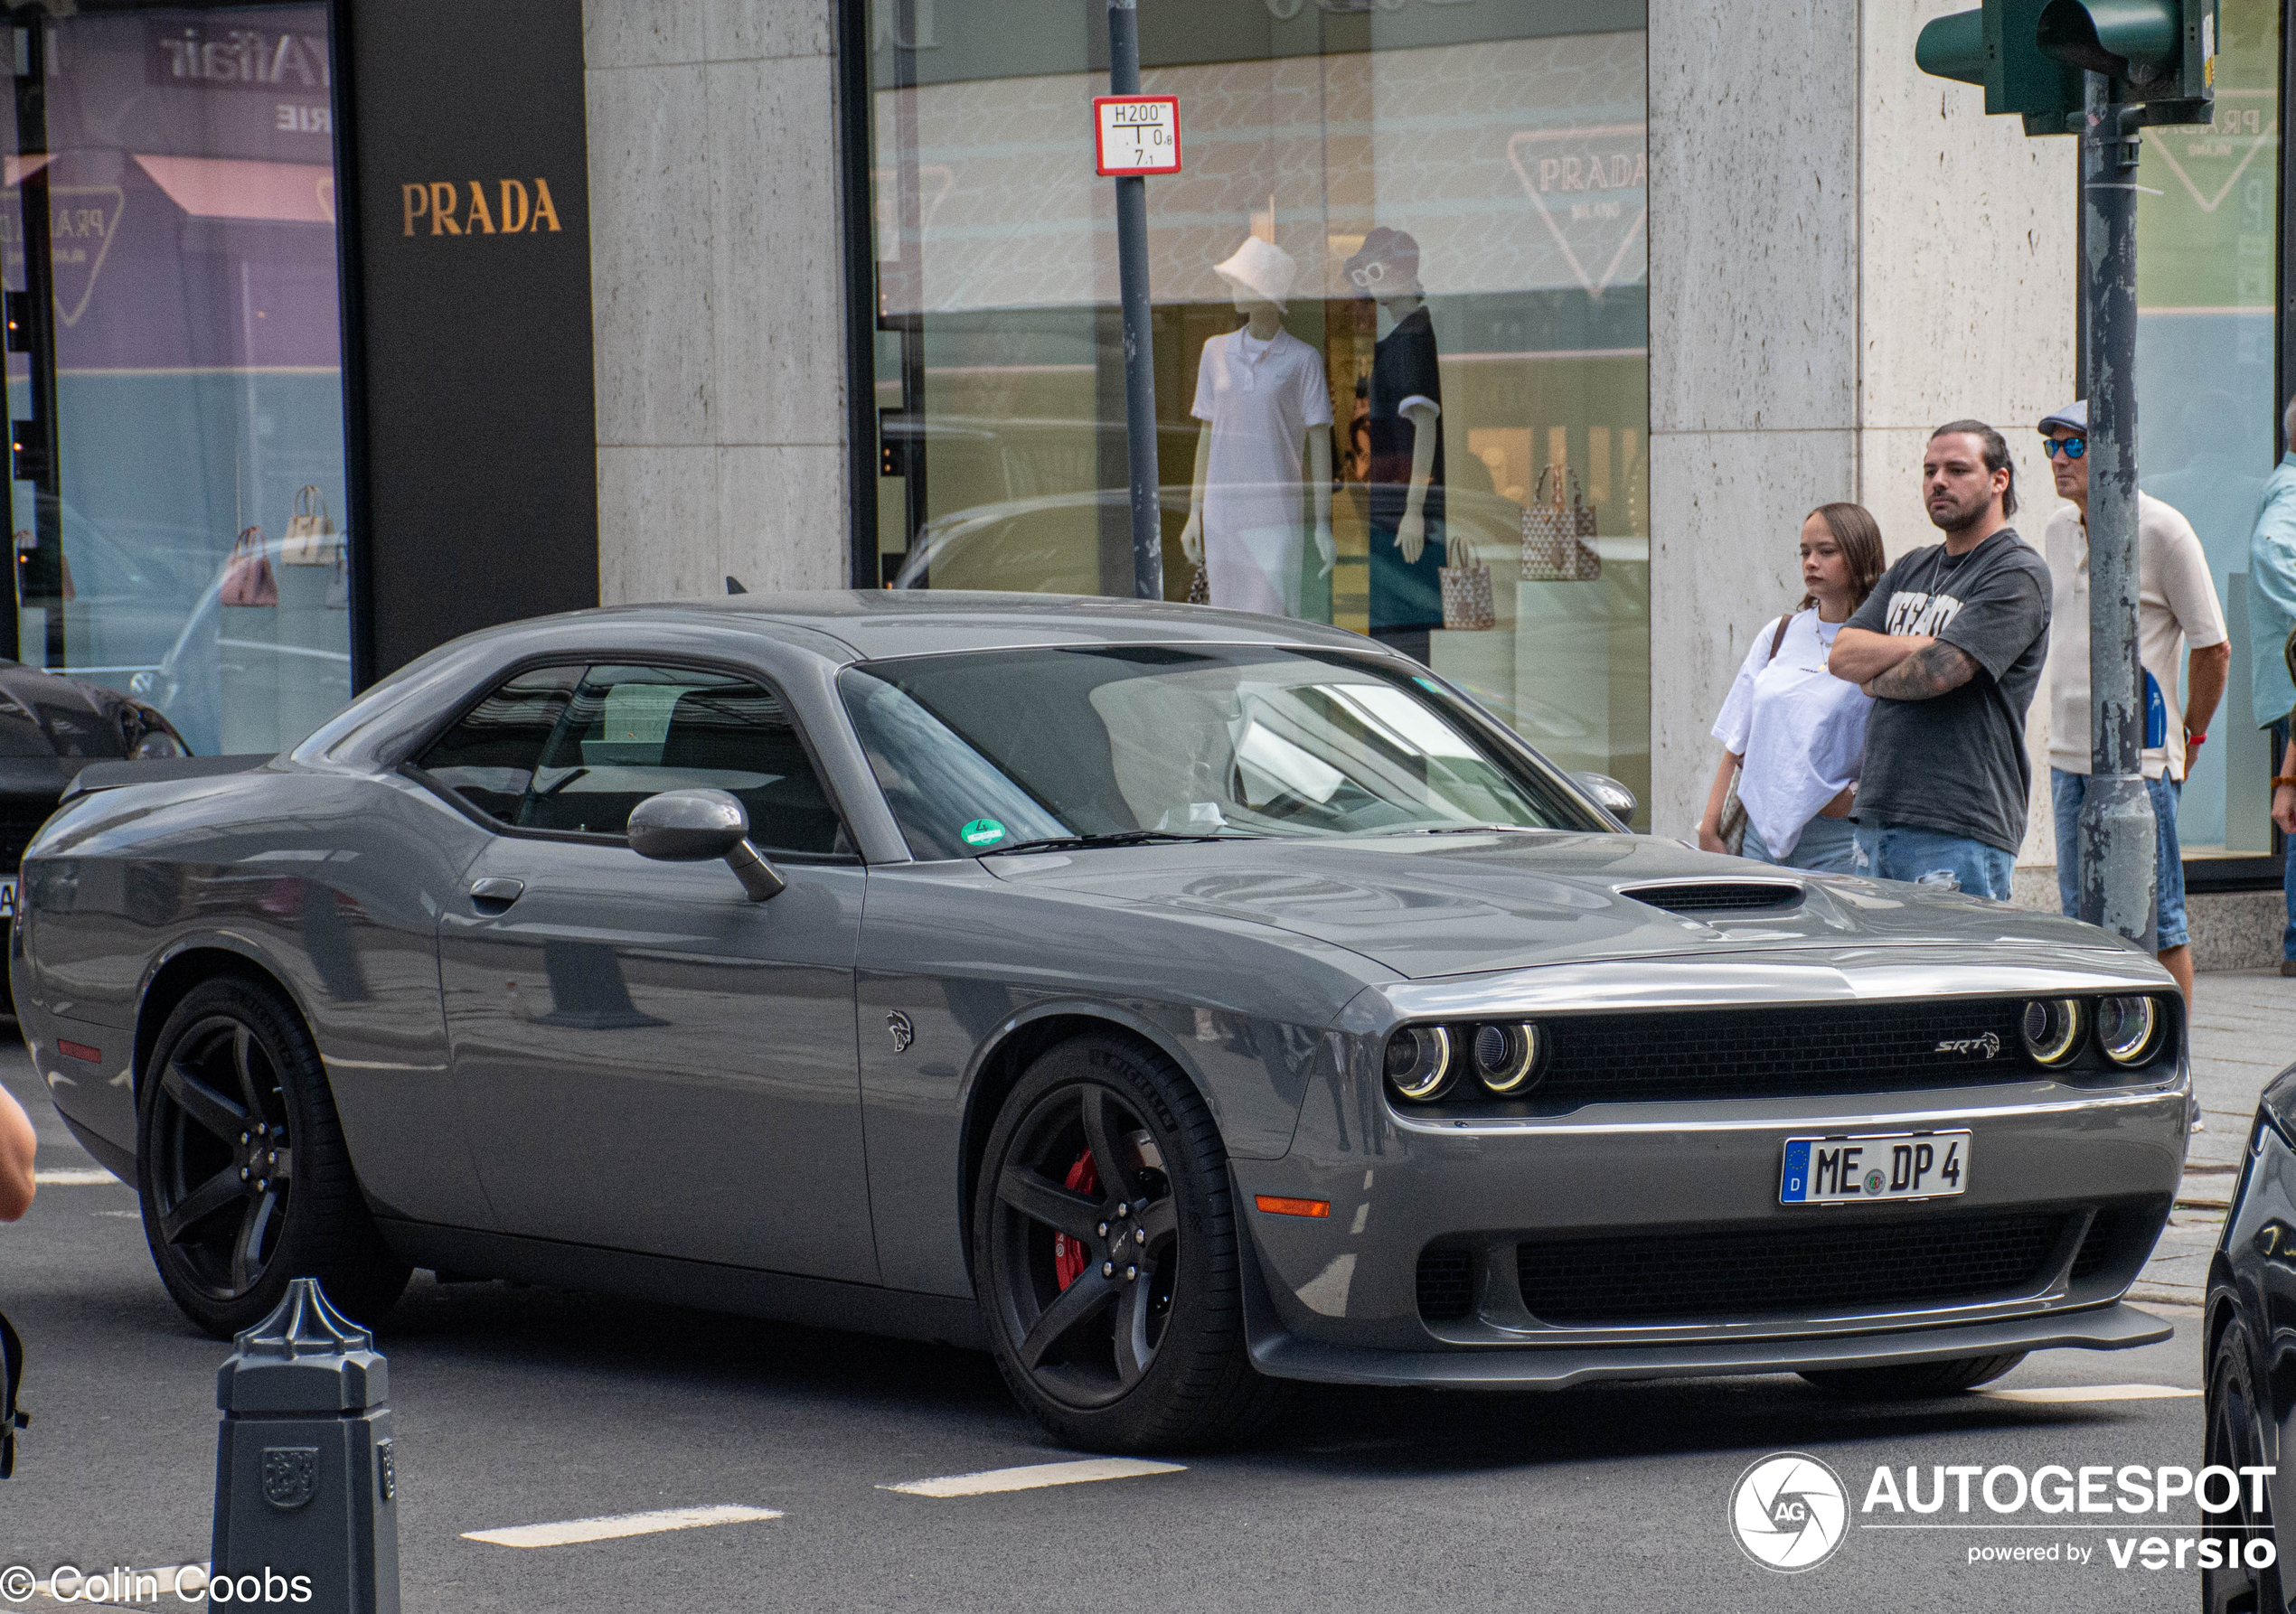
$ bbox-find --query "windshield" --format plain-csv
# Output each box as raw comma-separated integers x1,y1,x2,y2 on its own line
839,644,1590,860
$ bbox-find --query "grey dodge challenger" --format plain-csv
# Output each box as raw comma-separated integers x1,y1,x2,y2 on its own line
12,594,2190,1450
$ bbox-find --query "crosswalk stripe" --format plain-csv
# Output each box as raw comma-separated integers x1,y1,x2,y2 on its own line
1977,1384,2200,1404
33,1168,120,1186
882,1458,1185,1498
463,1505,782,1548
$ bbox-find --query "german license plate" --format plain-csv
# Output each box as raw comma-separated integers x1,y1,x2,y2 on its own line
1780,1130,1968,1206
0,877,15,920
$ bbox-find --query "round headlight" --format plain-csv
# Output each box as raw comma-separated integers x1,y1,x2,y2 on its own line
1385,1026,1454,1102
2095,995,2161,1066
1469,1021,1541,1094
2019,998,2084,1066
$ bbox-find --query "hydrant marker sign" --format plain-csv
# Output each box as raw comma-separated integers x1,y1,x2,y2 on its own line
1094,96,1181,176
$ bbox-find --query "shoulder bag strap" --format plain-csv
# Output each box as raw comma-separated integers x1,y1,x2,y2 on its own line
1766,613,1793,662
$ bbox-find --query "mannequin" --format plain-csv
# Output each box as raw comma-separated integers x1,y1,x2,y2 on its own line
1179,235,1333,618
1345,227,1445,662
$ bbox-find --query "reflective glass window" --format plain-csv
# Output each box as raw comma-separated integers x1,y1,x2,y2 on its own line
2,5,350,755
2134,0,2282,866
867,0,1651,821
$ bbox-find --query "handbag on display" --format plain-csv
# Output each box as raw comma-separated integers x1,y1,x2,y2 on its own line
326,544,349,610
281,485,335,566
1438,530,1497,631
1187,564,1209,606
1520,464,1600,582
220,525,277,607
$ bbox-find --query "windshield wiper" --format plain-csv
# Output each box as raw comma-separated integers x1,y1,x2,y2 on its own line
1360,823,1546,838
985,830,1258,856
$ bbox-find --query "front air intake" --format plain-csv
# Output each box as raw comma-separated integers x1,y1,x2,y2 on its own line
1620,881,1803,915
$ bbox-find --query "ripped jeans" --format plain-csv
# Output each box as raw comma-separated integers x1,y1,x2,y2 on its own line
1850,821,2015,901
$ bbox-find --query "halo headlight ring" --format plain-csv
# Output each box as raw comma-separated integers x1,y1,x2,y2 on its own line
1385,1025,1454,1102
1470,1021,1542,1094
2019,998,2085,1067
2094,994,2163,1067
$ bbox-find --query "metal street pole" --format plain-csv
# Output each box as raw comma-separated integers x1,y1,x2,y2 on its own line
1107,0,1162,599
2076,69,2157,948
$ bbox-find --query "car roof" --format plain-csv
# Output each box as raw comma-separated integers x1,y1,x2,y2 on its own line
579,591,1381,664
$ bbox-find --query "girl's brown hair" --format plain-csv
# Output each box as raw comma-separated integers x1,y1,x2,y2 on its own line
1800,502,1887,615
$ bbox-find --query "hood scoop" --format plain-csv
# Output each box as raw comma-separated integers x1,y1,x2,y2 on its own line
1619,879,1805,917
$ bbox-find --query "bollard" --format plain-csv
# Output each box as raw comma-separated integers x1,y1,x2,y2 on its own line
210,1280,399,1614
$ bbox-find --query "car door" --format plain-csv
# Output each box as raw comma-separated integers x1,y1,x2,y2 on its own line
422,660,875,1281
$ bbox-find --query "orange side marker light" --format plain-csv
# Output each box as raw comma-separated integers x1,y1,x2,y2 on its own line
1254,1195,1331,1218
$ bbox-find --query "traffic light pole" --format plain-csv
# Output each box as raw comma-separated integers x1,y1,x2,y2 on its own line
1107,0,1163,601
2075,70,2158,949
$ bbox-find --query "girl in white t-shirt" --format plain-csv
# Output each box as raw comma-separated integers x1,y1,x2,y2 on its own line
1697,503,1887,873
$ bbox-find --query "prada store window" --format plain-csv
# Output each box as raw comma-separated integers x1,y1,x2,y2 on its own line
2,5,352,756
869,0,1652,821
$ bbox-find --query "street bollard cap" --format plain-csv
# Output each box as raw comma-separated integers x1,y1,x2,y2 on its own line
215,1279,389,1414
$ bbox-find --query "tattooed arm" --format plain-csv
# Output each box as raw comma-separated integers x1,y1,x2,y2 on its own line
1862,639,1979,700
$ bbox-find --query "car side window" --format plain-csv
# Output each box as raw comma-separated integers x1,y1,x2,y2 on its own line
411,663,583,821
512,664,846,855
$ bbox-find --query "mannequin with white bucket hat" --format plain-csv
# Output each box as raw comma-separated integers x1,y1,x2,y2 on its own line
1180,234,1334,618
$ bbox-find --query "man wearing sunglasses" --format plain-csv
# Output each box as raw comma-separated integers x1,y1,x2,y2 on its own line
2037,399,2228,1001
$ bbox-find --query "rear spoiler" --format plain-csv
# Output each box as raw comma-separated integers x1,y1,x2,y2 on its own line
61,754,274,805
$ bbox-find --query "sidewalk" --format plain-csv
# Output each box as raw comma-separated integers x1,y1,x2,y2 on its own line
2130,966,2296,1308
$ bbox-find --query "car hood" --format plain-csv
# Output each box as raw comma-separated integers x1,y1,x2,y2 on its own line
979,831,2123,980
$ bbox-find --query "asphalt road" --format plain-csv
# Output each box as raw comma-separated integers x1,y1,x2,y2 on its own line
0,1039,2233,1613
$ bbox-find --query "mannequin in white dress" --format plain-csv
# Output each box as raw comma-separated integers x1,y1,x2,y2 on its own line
1178,236,1332,617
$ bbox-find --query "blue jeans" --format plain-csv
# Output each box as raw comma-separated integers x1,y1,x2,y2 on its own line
1851,821,2015,901
2277,718,2295,962
1742,812,1858,873
2049,769,2187,949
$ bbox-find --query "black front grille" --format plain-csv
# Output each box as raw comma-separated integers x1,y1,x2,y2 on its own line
1416,1247,1475,1321
1529,998,2036,1107
0,797,53,869
1514,1211,2069,1325
1622,881,1803,915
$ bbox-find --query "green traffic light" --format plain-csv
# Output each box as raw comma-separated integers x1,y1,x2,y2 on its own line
1915,9,1988,85
2036,0,2181,81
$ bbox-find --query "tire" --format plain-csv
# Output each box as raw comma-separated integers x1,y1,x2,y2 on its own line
1798,1352,2027,1399
973,1034,1286,1452
2204,1308,2284,1614
136,974,409,1338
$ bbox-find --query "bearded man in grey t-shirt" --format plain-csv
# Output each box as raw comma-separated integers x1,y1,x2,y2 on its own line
1827,420,2053,901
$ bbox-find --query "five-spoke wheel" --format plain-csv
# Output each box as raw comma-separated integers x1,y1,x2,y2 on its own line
136,975,408,1337
147,1016,296,1302
974,1035,1282,1451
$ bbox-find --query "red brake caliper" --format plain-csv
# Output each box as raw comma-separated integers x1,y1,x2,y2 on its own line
1051,1150,1099,1290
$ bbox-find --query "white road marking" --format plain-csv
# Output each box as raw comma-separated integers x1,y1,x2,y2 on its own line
33,1168,119,1185
882,1458,1185,1498
1977,1384,2200,1404
463,1505,781,1549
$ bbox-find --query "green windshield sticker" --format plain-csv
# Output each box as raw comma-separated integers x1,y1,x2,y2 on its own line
960,818,1008,848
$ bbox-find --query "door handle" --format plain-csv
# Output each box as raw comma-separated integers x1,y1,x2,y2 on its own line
469,877,524,912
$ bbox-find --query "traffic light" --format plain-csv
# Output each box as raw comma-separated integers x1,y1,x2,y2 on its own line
1915,0,2214,133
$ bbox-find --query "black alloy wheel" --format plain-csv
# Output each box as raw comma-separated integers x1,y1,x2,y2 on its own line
136,975,409,1338
2205,1309,2284,1614
974,1035,1283,1451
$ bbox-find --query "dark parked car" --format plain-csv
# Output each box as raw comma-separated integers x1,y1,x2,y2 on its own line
2202,1058,2296,1608
0,660,186,938
14,594,2189,1451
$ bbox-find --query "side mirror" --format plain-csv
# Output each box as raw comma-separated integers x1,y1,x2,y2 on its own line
1571,771,1637,826
626,788,786,901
